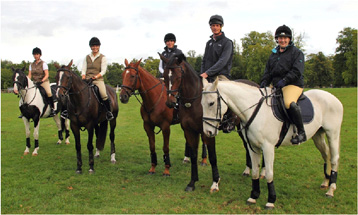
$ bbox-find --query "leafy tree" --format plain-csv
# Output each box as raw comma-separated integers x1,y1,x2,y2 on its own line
333,27,357,86
305,52,334,87
106,62,124,87
143,56,160,77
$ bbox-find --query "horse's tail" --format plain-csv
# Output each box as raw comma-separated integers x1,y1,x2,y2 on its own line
96,120,108,151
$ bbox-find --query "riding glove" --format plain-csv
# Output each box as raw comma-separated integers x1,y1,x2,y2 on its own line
275,79,286,88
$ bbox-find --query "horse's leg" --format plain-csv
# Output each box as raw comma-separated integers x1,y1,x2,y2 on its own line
185,129,199,191
87,127,95,174
109,117,117,164
203,134,220,193
239,130,251,176
246,146,263,206
23,118,31,155
64,118,70,145
71,122,82,174
94,124,100,158
53,114,63,145
32,117,40,156
201,142,208,166
162,123,171,176
261,144,276,209
144,122,156,174
312,129,331,189
183,142,191,163
325,127,341,198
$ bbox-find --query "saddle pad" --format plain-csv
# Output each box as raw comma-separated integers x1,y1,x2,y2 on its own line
271,94,314,124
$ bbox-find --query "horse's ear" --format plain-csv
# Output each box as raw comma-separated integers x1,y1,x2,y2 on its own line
124,59,129,67
68,59,73,68
21,65,26,71
159,53,169,64
11,67,15,72
134,58,142,68
213,77,219,89
202,78,209,89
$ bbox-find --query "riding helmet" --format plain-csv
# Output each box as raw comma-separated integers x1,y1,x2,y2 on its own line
89,37,101,46
209,15,224,26
164,33,176,42
32,47,42,55
275,25,292,39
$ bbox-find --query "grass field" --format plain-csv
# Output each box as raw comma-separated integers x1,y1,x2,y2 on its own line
1,88,357,214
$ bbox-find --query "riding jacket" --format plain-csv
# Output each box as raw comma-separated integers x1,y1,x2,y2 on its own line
261,43,305,88
159,45,183,74
81,53,107,81
30,60,48,82
201,32,233,80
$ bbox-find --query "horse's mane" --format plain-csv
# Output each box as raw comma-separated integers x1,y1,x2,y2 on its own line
168,53,201,79
232,79,260,88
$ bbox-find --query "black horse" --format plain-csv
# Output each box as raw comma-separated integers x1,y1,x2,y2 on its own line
55,60,119,173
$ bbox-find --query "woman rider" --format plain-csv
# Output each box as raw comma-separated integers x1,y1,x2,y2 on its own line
260,24,306,144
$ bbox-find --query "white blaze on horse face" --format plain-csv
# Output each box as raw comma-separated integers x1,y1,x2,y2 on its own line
56,71,64,97
13,73,20,94
168,69,173,98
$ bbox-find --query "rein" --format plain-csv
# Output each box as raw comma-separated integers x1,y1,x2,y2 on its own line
14,78,39,106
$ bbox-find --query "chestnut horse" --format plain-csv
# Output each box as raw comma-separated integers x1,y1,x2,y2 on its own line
120,59,208,175
55,60,119,174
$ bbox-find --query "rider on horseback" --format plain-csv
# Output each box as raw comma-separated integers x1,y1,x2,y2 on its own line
28,47,56,117
158,33,183,78
81,37,114,121
260,25,307,144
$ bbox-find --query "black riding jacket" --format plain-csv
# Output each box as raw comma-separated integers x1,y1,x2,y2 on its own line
161,45,183,70
261,43,305,88
201,32,233,79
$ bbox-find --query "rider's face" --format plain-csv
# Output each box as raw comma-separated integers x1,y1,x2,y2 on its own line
165,40,175,49
33,53,41,61
210,24,222,35
91,45,100,55
278,36,290,49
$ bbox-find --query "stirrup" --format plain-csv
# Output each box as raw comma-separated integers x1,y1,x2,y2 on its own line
61,110,68,119
49,109,56,117
106,111,114,121
291,132,306,145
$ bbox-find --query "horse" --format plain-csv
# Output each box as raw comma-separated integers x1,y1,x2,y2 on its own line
201,77,343,209
119,59,208,176
159,52,257,192
55,60,119,174
12,67,70,156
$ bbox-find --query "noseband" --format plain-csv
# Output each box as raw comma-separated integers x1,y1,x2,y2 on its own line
202,90,226,131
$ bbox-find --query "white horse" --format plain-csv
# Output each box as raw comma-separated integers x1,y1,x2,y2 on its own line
201,78,343,209
12,67,70,156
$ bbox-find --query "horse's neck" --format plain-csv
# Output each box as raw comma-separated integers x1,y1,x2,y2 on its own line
26,76,34,88
138,68,162,102
218,81,262,121
68,76,90,104
182,65,201,97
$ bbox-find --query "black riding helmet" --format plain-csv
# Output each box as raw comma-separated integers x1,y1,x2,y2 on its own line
164,33,176,42
32,47,42,55
275,25,292,39
209,15,224,26
89,37,101,46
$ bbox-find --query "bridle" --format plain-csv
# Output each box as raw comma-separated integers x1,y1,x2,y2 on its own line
56,68,73,96
121,65,164,113
165,65,184,100
202,90,228,134
13,72,38,105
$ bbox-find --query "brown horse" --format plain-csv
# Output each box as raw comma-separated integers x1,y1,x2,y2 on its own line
55,60,119,174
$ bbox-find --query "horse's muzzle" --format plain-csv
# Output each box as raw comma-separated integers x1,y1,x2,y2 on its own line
119,94,129,104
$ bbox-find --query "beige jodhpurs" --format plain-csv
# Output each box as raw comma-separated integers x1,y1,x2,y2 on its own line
40,80,52,97
282,85,303,109
93,80,108,101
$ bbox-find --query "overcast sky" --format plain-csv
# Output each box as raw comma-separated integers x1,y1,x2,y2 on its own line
1,0,357,70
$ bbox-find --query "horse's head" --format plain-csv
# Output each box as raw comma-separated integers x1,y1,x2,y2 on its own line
159,52,186,108
55,60,73,103
201,77,228,138
119,59,142,104
12,66,28,95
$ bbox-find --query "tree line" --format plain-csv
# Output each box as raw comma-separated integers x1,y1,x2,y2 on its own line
2,27,356,90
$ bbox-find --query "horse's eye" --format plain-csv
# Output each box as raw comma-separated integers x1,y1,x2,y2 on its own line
209,102,215,106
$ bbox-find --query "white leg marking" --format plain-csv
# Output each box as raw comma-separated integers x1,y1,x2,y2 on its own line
210,178,220,193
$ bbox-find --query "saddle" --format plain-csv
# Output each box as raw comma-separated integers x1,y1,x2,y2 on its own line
271,91,314,148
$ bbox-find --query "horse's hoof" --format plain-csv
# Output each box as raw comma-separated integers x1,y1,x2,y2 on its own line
65,142,70,145
111,160,117,164
89,169,95,174
246,198,256,205
24,152,29,155
163,173,171,177
94,155,100,158
76,170,82,174
201,162,208,166
183,160,190,164
56,141,61,145
32,153,38,156
325,193,334,198
320,185,329,190
148,171,155,175
260,175,265,179
185,186,195,192
242,173,250,177
265,203,275,210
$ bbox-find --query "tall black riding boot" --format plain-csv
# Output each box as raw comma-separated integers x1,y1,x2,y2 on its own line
287,102,307,144
104,99,114,121
48,96,56,117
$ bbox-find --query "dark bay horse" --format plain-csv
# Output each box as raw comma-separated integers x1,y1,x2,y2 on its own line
55,60,118,174
12,67,70,156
